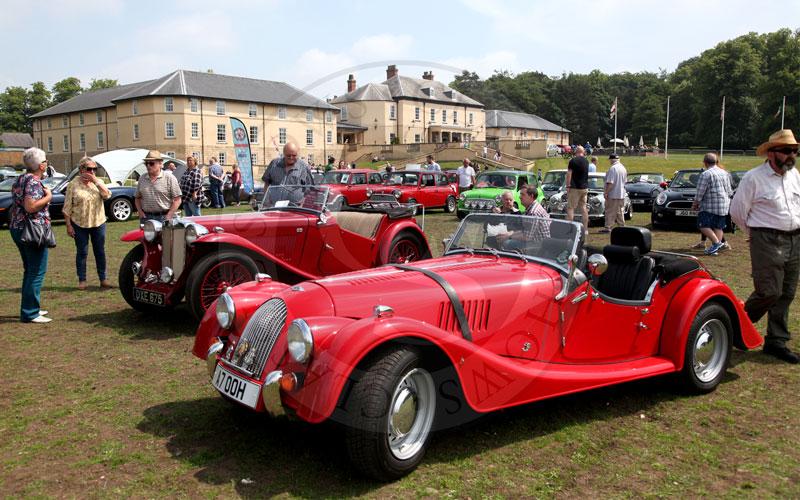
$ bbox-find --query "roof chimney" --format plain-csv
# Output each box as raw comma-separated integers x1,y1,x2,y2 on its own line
386,64,398,80
347,74,356,93
422,70,434,81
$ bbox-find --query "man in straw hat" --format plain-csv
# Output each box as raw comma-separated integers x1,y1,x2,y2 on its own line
731,129,800,363
135,150,182,223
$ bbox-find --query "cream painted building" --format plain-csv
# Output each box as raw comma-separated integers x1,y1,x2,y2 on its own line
31,70,339,173
485,109,570,146
331,65,485,146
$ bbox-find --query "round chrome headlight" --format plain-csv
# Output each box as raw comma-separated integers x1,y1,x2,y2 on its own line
459,193,466,201
287,319,313,364
392,189,401,199
216,292,235,329
143,220,162,242
495,194,503,202
656,192,668,206
185,223,208,245
366,188,373,197
159,267,174,283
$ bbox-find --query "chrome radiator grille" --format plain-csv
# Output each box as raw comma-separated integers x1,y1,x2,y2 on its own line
229,298,287,377
161,223,187,277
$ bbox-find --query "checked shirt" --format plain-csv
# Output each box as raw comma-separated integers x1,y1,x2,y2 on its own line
695,166,733,216
179,168,204,205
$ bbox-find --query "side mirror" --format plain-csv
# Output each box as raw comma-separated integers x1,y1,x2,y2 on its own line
442,237,452,252
587,253,608,277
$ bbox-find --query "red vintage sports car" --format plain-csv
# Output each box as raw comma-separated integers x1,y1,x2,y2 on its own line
370,170,458,212
193,217,761,480
119,185,430,320
321,169,386,208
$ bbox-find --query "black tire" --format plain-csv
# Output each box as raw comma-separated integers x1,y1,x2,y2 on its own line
679,303,732,394
201,192,212,209
624,203,632,221
344,346,436,481
456,210,467,220
108,197,134,222
444,196,456,213
119,244,162,313
386,231,429,264
185,251,259,321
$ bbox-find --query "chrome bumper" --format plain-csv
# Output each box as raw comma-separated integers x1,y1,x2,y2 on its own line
261,370,287,417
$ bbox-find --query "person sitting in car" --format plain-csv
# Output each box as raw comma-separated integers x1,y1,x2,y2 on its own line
497,185,551,248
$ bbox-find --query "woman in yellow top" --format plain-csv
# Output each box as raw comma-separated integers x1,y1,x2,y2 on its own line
63,156,112,290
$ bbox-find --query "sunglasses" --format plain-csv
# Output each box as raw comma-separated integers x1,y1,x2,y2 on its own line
145,161,160,166
83,167,97,172
771,147,798,155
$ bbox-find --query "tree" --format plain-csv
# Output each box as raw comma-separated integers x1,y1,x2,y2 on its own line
0,86,30,132
52,77,82,105
87,78,119,91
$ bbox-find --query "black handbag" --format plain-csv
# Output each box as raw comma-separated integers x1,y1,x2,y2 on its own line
18,176,56,248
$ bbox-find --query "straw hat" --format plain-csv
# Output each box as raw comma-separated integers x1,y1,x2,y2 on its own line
143,150,163,161
756,129,798,156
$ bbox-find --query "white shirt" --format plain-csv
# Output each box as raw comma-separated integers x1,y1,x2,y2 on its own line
730,161,800,232
605,162,627,199
456,165,475,188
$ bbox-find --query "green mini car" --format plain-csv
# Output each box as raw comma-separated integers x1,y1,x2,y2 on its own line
457,170,544,219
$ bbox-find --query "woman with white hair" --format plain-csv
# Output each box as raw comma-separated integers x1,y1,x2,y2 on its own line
10,147,53,323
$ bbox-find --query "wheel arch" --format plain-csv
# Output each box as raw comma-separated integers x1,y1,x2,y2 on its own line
377,222,432,263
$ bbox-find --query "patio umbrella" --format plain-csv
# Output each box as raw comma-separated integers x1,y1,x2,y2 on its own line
609,138,625,144
623,136,630,148
639,136,644,148
596,137,603,148
655,137,659,147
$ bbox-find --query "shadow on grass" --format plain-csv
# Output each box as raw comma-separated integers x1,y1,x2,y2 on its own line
138,370,745,495
70,306,197,340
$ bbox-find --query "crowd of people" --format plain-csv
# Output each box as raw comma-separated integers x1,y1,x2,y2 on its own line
8,130,800,365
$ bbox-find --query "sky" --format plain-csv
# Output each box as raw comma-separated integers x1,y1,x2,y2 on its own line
2,0,798,101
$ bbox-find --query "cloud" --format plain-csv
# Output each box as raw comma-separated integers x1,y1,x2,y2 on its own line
132,11,234,54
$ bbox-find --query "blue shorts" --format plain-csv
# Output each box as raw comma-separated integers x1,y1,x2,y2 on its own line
697,211,727,230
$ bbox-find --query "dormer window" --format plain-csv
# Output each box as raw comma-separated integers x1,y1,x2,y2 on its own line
444,90,454,99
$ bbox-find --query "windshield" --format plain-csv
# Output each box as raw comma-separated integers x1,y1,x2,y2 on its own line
475,173,517,189
259,184,330,212
541,171,566,189
386,172,419,186
586,176,606,190
626,173,664,184
669,171,701,188
445,213,581,273
322,171,349,184
730,171,746,190
0,175,63,193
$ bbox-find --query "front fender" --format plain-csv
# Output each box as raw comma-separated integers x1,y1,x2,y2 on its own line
121,228,144,242
659,278,762,369
377,220,431,263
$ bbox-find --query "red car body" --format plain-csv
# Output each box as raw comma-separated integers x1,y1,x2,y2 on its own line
193,218,761,480
371,170,458,212
321,169,386,207
119,186,430,321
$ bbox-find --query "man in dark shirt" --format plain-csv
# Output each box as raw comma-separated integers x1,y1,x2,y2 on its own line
565,145,590,235
262,142,316,205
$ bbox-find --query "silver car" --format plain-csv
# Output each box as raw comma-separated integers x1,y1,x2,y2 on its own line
547,172,632,225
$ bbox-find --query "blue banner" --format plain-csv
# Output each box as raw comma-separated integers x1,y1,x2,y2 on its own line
230,117,254,194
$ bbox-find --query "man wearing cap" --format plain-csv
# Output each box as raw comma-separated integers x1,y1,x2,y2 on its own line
601,154,627,233
731,129,800,363
135,150,182,223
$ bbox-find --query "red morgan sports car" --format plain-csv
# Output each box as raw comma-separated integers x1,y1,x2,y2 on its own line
193,216,762,480
321,169,386,208
371,170,458,212
119,185,430,321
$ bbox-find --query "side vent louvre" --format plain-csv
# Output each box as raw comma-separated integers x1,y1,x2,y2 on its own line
437,300,491,334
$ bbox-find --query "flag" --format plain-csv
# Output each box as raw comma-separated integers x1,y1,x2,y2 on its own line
230,117,254,195
774,107,782,119
610,97,617,119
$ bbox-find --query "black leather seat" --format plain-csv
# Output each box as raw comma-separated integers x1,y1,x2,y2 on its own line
596,227,655,301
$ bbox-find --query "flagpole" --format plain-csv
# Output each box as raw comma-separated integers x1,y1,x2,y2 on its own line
781,95,786,129
665,95,670,160
613,98,618,154
720,96,725,160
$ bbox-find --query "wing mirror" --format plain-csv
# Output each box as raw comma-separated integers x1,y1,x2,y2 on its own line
587,253,608,276
442,237,452,252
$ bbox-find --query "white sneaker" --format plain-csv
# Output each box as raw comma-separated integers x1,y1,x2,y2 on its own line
721,241,731,251
30,315,52,323
39,310,48,316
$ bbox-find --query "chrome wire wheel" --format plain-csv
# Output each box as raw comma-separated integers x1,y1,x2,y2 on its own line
692,318,729,384
387,368,436,461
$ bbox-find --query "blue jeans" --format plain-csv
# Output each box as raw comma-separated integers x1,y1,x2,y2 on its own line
210,180,225,208
73,223,107,281
10,228,49,322
183,200,201,217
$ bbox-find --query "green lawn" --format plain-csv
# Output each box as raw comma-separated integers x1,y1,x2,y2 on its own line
1,165,798,497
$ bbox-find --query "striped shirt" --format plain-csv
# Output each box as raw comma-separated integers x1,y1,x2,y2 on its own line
136,171,181,212
695,165,733,216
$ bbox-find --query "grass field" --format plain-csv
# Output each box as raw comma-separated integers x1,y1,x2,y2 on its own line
2,156,799,497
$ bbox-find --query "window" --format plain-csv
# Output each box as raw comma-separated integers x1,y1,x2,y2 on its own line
415,107,420,120
352,173,367,185
249,103,257,117
165,97,174,112
191,122,199,138
415,134,422,143
389,133,396,143
47,118,51,129
96,110,103,123
79,113,84,125
389,104,396,120
544,132,549,140
62,135,69,151
469,113,474,125
326,110,333,122
430,108,435,122
278,128,287,144
217,124,226,142
453,111,458,124
278,106,287,119
252,153,258,165
306,109,313,122
326,130,332,144
79,133,85,150
190,98,198,112
132,100,138,115
218,152,226,164
442,110,447,123
165,122,175,138
306,129,313,146
97,131,104,149
369,173,383,184
62,116,68,127
249,126,258,144
133,124,140,140
340,105,347,121
216,100,225,115
165,151,175,158
47,136,53,152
